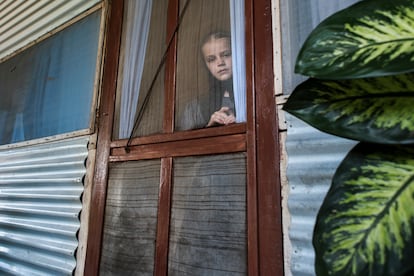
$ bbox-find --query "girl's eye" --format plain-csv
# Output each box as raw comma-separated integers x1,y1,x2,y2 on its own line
222,51,231,58
206,57,216,63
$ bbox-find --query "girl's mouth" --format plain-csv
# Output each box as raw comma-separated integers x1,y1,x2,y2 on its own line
218,69,229,74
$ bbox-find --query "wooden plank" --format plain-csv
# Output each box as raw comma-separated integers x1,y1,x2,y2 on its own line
110,134,246,161
253,0,284,274
162,0,178,134
111,122,246,148
154,157,173,276
244,0,259,274
84,0,123,274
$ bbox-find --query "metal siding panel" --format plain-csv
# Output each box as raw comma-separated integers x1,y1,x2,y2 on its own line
0,136,89,275
0,0,101,60
285,113,356,275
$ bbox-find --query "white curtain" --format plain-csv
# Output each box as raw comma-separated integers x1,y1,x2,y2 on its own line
119,0,153,139
230,0,246,123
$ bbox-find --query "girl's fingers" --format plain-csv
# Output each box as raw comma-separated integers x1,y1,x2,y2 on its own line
208,110,236,126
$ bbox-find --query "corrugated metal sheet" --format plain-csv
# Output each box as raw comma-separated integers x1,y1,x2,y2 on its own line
0,0,101,60
0,136,89,275
285,113,356,275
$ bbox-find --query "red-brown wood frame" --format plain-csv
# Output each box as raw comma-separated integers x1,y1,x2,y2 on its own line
245,0,259,274
84,0,283,275
155,2,178,274
84,0,123,274
253,0,284,274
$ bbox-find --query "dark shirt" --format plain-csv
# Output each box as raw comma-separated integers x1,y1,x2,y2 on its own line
178,81,235,130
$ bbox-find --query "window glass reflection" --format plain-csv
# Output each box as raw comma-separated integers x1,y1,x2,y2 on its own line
0,11,101,145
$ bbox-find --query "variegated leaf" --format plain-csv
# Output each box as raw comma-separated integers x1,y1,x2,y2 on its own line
295,0,414,79
314,143,414,276
282,73,414,144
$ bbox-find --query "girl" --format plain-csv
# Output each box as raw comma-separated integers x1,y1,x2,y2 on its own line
201,31,236,127
178,31,236,130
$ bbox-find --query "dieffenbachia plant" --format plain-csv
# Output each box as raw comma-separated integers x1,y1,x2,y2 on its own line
283,0,414,275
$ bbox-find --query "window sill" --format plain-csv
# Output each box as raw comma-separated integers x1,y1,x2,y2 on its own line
109,123,246,161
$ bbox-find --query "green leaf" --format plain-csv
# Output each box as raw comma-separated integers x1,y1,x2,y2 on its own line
314,143,414,276
295,0,414,79
282,73,414,144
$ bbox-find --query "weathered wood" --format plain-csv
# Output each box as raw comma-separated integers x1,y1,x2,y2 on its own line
111,123,246,148
244,0,259,274
110,134,246,161
253,0,284,274
84,0,124,274
154,157,173,276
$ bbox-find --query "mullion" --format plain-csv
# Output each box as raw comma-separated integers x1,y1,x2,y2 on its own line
154,157,174,275
154,0,179,275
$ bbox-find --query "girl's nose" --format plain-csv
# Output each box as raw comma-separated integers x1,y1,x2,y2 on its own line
217,57,225,66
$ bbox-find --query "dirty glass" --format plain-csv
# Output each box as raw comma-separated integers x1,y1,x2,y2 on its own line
100,159,161,276
175,0,246,131
168,153,247,275
0,11,100,145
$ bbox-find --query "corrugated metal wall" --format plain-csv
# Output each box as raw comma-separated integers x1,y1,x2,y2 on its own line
277,1,361,275
0,1,101,274
0,136,89,275
0,0,101,61
285,113,356,275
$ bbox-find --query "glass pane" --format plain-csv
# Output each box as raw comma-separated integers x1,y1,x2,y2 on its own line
114,0,167,139
100,159,161,276
0,11,101,145
175,0,246,131
168,153,247,275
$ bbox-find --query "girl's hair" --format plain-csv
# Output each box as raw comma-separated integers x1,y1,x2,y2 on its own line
201,31,231,48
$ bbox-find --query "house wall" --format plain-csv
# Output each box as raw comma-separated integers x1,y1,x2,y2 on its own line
0,1,100,62
283,114,356,275
273,0,359,275
0,0,364,274
0,136,90,275
0,1,103,275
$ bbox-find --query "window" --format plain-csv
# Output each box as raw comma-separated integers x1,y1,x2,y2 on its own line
0,11,101,145
105,2,249,274
114,0,246,138
86,0,282,275
174,0,246,131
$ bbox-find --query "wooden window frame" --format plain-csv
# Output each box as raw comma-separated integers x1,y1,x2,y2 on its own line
84,0,283,275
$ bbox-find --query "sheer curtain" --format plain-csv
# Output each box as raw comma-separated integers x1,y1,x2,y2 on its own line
230,0,246,122
118,0,153,139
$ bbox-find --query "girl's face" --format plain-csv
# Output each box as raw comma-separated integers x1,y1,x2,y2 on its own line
201,38,232,81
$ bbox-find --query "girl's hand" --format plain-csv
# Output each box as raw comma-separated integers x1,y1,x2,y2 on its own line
207,107,236,127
